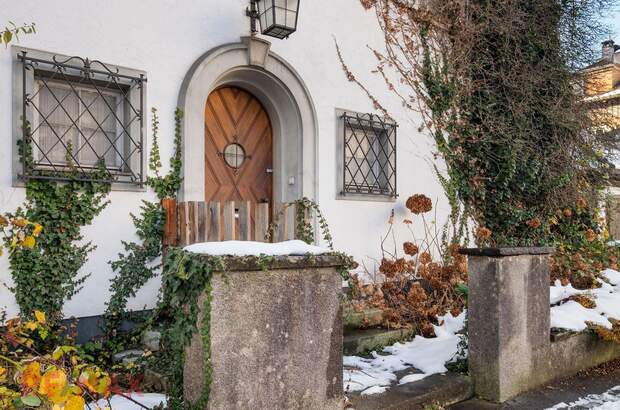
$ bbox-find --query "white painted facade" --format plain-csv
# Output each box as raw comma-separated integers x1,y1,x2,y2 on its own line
0,0,449,319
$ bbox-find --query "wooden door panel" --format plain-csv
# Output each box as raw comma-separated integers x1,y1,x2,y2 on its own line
204,86,273,207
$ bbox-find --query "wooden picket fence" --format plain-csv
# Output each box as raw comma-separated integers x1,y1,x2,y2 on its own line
162,199,305,247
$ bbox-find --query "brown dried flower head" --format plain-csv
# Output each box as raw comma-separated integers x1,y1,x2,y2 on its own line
563,208,573,218
403,241,419,256
585,229,597,242
525,217,542,229
475,227,492,240
403,219,413,225
406,194,433,214
419,251,432,265
576,197,588,209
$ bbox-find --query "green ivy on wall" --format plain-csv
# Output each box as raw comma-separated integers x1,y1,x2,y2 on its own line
157,247,221,409
10,122,111,320
103,108,183,334
267,197,334,248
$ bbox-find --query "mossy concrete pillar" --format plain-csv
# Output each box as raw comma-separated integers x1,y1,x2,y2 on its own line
462,247,553,402
183,254,345,410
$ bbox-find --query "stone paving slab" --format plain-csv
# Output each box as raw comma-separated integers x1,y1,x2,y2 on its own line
450,358,620,410
349,373,473,410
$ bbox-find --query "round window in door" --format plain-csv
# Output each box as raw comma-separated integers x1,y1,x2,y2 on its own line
223,142,246,169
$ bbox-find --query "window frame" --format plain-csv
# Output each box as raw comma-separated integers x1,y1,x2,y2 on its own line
11,46,147,191
32,78,125,170
335,109,398,202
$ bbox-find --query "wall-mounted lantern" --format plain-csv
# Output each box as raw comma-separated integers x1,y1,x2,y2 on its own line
247,0,300,40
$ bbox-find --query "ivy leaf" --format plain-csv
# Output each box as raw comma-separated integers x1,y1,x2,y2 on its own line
3,30,12,45
19,395,41,407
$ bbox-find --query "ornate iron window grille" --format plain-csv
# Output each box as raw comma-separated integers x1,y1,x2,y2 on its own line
341,112,397,197
18,51,146,186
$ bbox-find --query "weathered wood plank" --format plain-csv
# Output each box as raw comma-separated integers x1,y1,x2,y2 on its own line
187,201,197,245
238,201,251,241
223,201,235,241
197,202,207,243
178,202,189,247
255,202,269,242
162,198,178,247
208,202,222,241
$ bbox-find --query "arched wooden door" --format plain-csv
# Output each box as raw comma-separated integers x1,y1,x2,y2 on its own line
204,87,273,205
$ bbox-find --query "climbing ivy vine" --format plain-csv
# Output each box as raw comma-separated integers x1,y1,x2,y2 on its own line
103,108,183,334
267,197,334,248
10,122,111,321
156,247,221,409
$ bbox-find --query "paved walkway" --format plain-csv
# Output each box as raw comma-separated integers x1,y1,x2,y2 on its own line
450,359,620,410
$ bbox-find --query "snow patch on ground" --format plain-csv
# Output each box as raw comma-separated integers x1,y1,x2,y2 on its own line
184,240,330,256
550,300,612,331
550,269,620,332
602,269,620,286
343,311,466,395
86,393,167,409
547,385,620,409
550,280,587,304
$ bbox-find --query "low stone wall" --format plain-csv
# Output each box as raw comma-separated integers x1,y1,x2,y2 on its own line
464,247,620,402
182,254,344,410
547,332,620,381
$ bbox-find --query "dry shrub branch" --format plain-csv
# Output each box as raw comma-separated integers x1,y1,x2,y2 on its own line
348,194,467,336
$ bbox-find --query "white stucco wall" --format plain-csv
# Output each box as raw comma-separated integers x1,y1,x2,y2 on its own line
0,0,449,318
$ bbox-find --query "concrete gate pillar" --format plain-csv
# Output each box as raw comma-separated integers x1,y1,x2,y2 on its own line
462,247,553,402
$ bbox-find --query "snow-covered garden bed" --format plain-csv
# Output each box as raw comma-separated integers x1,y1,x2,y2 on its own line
343,268,620,397
550,269,620,332
343,311,466,395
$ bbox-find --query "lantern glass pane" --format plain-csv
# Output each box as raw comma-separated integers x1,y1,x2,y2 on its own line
275,6,286,27
288,0,299,12
256,0,270,14
265,10,274,29
286,10,296,28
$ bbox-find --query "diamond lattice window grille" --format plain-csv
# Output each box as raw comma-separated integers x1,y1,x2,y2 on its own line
341,112,397,197
18,52,146,186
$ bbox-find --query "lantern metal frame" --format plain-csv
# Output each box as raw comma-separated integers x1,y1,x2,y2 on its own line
246,0,300,40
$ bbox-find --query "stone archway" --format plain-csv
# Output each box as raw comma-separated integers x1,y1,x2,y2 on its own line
177,37,318,205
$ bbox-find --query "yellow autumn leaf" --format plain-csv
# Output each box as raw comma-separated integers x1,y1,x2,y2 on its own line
96,374,111,395
24,321,38,331
21,235,36,248
12,218,28,227
64,394,85,410
32,223,43,236
22,361,41,389
39,369,67,399
34,310,46,324
0,366,7,383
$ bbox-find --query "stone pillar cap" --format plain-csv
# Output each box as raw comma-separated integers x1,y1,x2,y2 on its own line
191,253,351,272
459,246,555,257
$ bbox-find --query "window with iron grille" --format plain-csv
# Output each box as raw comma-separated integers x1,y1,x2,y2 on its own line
15,50,146,187
339,112,397,198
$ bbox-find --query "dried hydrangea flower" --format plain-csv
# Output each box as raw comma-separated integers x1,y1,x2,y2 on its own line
406,194,433,214
403,241,419,256
475,227,492,241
